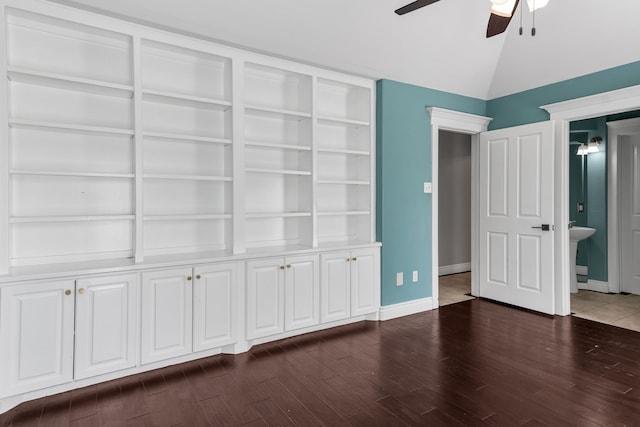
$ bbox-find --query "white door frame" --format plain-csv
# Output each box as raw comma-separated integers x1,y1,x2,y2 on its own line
427,108,492,309
606,117,640,293
542,84,640,309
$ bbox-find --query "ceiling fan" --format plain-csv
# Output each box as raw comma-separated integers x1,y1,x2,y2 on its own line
394,0,549,38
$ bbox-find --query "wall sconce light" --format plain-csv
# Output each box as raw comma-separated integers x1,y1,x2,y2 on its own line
588,136,602,153
576,143,589,156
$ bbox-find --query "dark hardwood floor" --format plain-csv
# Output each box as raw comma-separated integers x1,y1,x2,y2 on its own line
2,298,640,426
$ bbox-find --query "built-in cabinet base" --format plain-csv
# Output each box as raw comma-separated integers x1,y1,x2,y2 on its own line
0,244,380,415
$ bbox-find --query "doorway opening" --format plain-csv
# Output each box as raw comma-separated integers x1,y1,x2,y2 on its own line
437,130,474,306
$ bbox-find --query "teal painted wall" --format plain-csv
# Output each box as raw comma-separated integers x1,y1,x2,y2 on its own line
376,79,485,306
487,61,640,130
376,62,640,306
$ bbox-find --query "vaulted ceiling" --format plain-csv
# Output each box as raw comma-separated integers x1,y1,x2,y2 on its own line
49,0,640,100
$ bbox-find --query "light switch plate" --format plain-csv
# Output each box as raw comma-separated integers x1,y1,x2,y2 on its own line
412,271,418,282
396,272,403,286
424,182,432,193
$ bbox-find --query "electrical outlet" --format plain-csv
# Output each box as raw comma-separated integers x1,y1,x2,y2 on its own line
412,271,418,282
396,272,404,286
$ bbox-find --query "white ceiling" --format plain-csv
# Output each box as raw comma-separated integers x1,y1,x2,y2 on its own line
48,0,640,100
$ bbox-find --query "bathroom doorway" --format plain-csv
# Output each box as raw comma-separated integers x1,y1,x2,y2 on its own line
568,113,640,331
437,130,474,306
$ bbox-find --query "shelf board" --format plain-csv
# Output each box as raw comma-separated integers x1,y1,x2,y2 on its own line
144,214,232,221
245,105,311,120
317,116,370,127
246,168,311,176
7,66,134,98
245,141,311,151
144,173,232,182
143,131,232,145
10,169,134,179
10,215,135,223
317,180,370,186
317,147,370,156
317,211,370,217
9,119,134,136
142,89,232,110
246,212,312,219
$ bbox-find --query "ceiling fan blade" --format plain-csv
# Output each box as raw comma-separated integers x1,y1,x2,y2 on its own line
395,0,440,16
486,0,520,37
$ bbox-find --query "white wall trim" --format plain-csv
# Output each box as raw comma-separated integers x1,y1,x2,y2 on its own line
606,117,640,294
541,85,640,121
427,108,492,310
578,279,610,294
378,297,434,321
576,265,588,276
541,85,640,313
439,262,471,276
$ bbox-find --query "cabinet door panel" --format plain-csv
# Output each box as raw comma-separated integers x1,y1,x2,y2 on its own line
75,274,137,380
193,263,237,351
350,248,380,316
320,252,351,323
285,255,319,331
0,280,74,397
141,268,192,364
246,259,284,340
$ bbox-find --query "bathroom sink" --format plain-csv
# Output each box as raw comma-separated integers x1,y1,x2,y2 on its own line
569,226,595,293
569,226,596,242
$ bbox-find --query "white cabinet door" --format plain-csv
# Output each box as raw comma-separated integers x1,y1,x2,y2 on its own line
74,274,137,380
246,258,284,340
193,263,237,352
0,280,75,397
284,254,319,331
350,248,380,317
141,268,193,364
320,251,351,323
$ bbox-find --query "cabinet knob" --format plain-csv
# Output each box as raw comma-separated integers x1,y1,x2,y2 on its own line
280,266,285,270
65,289,71,296
347,258,351,262
187,276,192,281
196,274,201,280
351,257,357,261
78,288,85,294
286,264,292,269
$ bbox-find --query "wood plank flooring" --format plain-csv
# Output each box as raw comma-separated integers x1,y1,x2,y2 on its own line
2,298,640,426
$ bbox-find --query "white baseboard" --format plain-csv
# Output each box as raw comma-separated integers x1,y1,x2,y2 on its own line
379,297,434,321
578,279,609,293
576,265,588,276
439,262,471,276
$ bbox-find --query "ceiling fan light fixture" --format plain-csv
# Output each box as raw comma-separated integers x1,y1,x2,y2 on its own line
577,144,589,156
526,0,550,12
489,0,517,17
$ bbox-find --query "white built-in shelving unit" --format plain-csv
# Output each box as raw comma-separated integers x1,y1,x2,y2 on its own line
0,0,379,414
5,9,136,266
0,5,376,272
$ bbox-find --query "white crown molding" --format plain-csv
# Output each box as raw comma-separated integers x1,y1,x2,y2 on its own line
427,107,493,134
541,85,640,121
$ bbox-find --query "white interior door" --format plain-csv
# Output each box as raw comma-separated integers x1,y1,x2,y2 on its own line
621,135,640,294
478,121,555,314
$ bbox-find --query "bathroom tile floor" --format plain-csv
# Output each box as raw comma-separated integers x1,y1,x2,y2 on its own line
438,271,475,306
571,290,640,332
